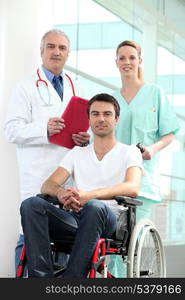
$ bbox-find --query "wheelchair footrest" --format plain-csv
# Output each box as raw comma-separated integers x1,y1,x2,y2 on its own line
54,266,67,277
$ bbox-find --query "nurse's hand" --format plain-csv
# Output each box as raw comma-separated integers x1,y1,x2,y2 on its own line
142,146,154,160
72,132,90,146
47,117,65,137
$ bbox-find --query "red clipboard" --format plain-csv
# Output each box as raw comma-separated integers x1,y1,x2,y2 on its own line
49,96,89,149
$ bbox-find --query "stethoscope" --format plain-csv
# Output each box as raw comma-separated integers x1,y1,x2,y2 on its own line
36,68,75,106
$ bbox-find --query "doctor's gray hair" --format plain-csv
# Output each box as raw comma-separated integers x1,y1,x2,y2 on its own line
40,29,70,52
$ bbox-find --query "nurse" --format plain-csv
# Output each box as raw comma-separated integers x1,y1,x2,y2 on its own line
109,40,180,277
4,29,89,274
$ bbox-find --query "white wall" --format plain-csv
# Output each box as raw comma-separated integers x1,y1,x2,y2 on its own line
0,0,53,277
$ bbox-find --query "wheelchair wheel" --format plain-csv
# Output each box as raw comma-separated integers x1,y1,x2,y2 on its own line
127,218,166,278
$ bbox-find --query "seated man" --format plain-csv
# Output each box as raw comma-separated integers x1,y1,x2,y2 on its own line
20,93,143,278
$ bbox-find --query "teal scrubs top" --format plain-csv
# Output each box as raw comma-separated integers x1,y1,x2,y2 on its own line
113,83,180,202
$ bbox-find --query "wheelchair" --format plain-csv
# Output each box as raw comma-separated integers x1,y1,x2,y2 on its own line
16,194,166,278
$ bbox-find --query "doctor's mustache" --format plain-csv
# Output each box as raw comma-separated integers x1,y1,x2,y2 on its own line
51,56,62,60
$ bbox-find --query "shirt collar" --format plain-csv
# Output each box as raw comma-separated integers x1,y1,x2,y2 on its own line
41,65,64,83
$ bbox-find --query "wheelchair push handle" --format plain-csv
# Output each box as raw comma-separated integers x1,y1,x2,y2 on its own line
136,142,145,153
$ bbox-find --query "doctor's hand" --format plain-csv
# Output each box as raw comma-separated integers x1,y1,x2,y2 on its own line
72,132,90,147
47,117,65,137
142,146,155,160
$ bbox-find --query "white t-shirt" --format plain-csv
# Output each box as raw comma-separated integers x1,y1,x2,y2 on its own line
59,142,143,217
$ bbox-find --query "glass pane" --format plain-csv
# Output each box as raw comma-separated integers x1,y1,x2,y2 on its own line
53,0,142,91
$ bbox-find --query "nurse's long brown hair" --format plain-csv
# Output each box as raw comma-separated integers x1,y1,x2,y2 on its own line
116,40,144,83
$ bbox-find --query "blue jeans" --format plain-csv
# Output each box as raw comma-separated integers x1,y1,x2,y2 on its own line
20,196,117,278
15,234,69,277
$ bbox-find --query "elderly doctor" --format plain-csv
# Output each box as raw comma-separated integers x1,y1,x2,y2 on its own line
4,29,89,274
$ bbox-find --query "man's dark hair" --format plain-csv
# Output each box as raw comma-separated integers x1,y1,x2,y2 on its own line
87,93,120,118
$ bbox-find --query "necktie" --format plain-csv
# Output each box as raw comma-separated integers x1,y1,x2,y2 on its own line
52,76,63,100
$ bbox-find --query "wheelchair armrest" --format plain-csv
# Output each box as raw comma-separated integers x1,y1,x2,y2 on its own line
114,196,143,207
36,193,60,205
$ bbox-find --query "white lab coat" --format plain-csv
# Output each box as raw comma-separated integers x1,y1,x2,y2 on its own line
4,67,83,202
